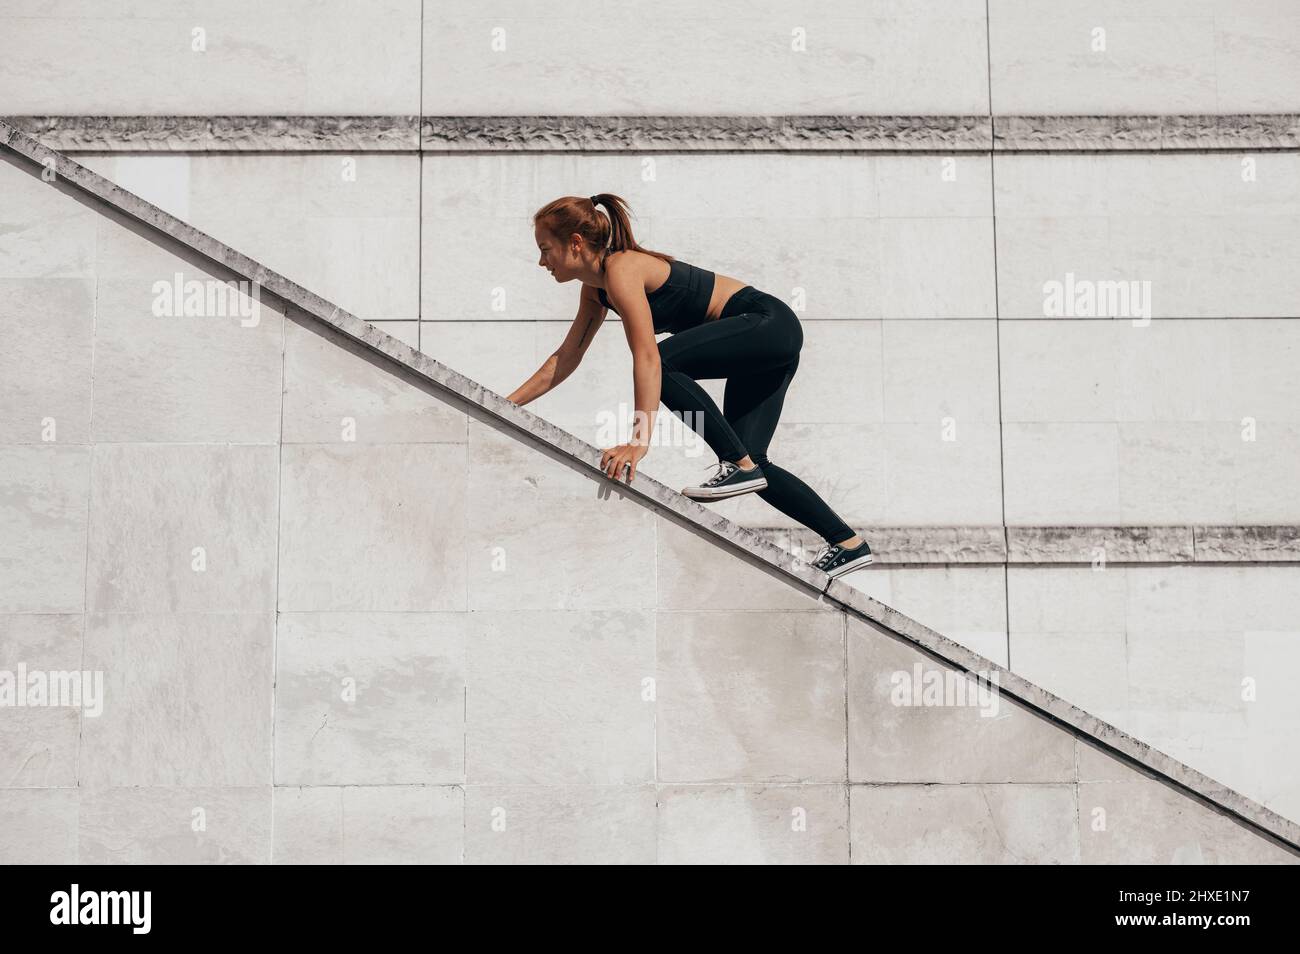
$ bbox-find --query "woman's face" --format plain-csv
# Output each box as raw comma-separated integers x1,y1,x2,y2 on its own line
535,224,578,282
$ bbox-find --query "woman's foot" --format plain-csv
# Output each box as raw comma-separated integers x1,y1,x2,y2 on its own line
681,459,768,501
811,538,873,578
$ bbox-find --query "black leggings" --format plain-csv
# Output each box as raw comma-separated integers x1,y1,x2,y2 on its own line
657,286,856,545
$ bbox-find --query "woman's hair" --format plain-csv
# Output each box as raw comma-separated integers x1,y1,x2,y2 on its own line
532,193,673,267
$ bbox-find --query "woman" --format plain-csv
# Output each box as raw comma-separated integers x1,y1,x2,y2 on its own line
510,193,873,579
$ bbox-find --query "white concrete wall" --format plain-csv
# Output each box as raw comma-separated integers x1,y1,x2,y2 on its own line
5,1,1298,115
846,562,1300,821
0,0,422,115
8,155,1300,837
3,0,1300,859
988,0,1300,114
60,149,1300,531
1,155,1293,861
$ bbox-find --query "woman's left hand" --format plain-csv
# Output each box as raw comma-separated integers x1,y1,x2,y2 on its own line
600,442,649,483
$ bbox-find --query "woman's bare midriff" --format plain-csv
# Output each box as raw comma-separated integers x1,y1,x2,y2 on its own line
704,273,749,321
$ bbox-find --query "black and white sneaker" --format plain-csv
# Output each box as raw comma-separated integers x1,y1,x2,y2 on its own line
681,460,768,501
811,539,874,578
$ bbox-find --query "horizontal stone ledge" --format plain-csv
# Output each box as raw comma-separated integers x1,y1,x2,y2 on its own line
754,525,1300,565
1008,526,1193,563
994,114,1300,152
1195,525,1300,561
421,114,992,152
4,115,422,152
6,114,1297,152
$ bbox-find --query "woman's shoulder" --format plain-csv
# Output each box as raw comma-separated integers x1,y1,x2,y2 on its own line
605,247,662,265
605,248,676,284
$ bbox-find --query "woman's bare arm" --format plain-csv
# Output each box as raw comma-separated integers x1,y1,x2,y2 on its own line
602,258,661,445
508,285,608,405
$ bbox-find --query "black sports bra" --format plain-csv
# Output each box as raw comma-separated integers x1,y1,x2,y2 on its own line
595,257,716,334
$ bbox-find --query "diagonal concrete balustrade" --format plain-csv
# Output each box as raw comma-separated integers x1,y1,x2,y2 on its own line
1,117,1297,863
